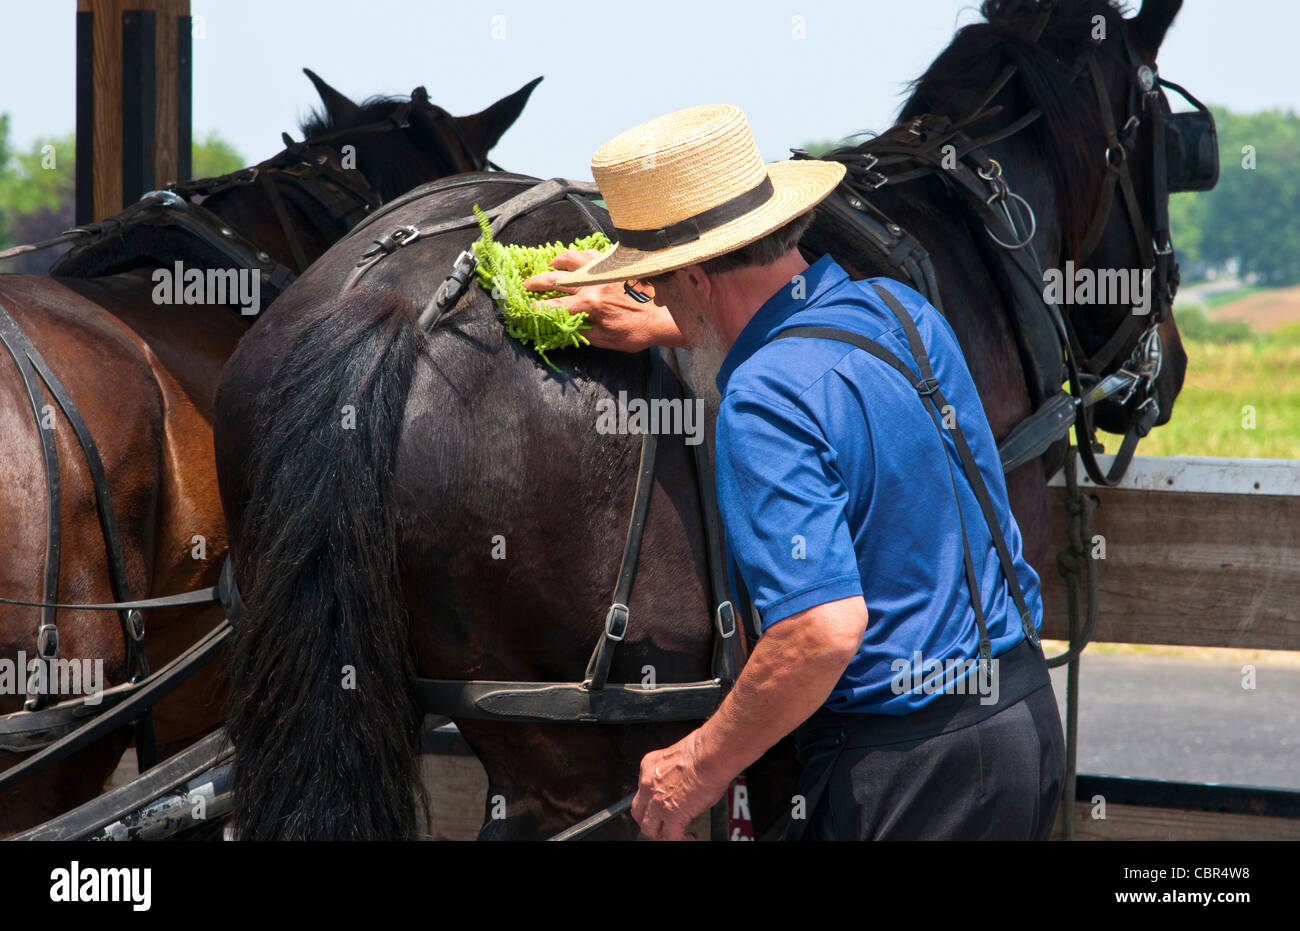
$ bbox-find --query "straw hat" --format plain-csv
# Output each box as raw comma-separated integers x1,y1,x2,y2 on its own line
557,104,845,288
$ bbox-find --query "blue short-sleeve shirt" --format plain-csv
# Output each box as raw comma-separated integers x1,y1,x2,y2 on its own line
714,254,1043,716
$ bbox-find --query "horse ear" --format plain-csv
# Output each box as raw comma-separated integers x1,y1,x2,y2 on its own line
411,86,430,105
303,68,360,124
456,76,543,156
1132,0,1183,57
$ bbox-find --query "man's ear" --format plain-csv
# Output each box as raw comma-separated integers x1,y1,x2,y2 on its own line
677,264,711,301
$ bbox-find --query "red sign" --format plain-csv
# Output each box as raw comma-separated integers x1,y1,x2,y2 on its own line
727,775,754,841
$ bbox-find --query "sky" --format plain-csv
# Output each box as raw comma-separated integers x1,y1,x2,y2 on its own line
1,0,1297,179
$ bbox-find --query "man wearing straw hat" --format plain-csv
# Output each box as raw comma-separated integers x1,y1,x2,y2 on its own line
525,104,1064,841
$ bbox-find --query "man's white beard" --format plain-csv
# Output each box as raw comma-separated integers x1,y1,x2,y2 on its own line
678,314,726,411
680,345,724,410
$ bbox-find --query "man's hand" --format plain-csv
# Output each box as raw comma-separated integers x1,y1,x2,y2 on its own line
631,729,733,841
630,597,868,840
522,249,685,353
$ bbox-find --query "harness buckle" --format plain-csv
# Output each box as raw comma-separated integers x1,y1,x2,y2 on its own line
715,601,737,639
604,603,629,642
977,158,1003,182
126,609,146,643
1081,370,1139,408
914,376,941,397
1134,396,1160,438
362,224,421,260
36,623,58,659
853,153,888,190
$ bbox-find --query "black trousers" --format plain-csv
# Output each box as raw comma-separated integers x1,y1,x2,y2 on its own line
793,639,1066,841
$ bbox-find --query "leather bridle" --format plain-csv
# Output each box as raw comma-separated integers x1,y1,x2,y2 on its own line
1061,31,1205,485
804,0,1212,488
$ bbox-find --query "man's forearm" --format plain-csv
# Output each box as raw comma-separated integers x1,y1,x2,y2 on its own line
688,614,859,786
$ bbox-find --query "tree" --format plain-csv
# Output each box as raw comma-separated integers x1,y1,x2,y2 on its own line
0,117,247,267
0,116,75,248
1172,107,1300,284
191,131,244,179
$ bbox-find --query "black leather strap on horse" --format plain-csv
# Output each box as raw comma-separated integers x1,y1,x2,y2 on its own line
0,681,138,754
0,620,232,792
259,168,312,274
583,350,662,691
0,306,62,713
0,306,150,677
343,176,603,293
0,556,236,762
668,348,744,685
0,300,160,770
417,678,727,725
806,182,946,315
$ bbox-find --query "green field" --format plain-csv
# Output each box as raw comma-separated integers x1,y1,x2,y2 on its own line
1099,304,1300,459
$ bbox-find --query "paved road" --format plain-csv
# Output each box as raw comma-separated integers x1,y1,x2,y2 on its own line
1179,277,1245,303
1046,652,1300,789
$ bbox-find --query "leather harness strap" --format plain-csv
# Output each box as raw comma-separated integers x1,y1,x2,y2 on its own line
0,298,158,768
259,168,312,274
583,350,661,691
0,307,62,714
0,621,233,793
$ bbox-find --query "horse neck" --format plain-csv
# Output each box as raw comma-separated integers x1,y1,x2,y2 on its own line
199,169,346,273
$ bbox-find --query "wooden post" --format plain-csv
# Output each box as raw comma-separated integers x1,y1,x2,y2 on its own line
75,0,192,224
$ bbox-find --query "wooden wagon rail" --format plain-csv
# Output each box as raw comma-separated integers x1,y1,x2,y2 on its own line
1041,454,1300,840
1042,455,1300,650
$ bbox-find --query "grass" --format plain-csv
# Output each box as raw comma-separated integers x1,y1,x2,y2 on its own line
1098,300,1300,459
1116,336,1300,458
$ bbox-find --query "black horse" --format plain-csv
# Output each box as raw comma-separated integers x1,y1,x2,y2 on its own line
213,0,1192,840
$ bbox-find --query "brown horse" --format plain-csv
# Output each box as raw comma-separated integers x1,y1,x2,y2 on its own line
214,0,1194,840
0,71,539,835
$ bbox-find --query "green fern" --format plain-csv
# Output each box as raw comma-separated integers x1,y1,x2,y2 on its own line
470,204,611,370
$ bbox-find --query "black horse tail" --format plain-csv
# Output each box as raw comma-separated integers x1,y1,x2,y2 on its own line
225,289,426,839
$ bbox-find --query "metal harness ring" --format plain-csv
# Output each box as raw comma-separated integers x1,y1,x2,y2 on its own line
983,189,1038,251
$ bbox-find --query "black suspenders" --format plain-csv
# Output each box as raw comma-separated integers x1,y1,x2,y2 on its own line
769,282,1039,673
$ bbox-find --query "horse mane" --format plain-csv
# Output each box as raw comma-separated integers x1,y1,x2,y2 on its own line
837,0,1132,259
299,95,459,201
